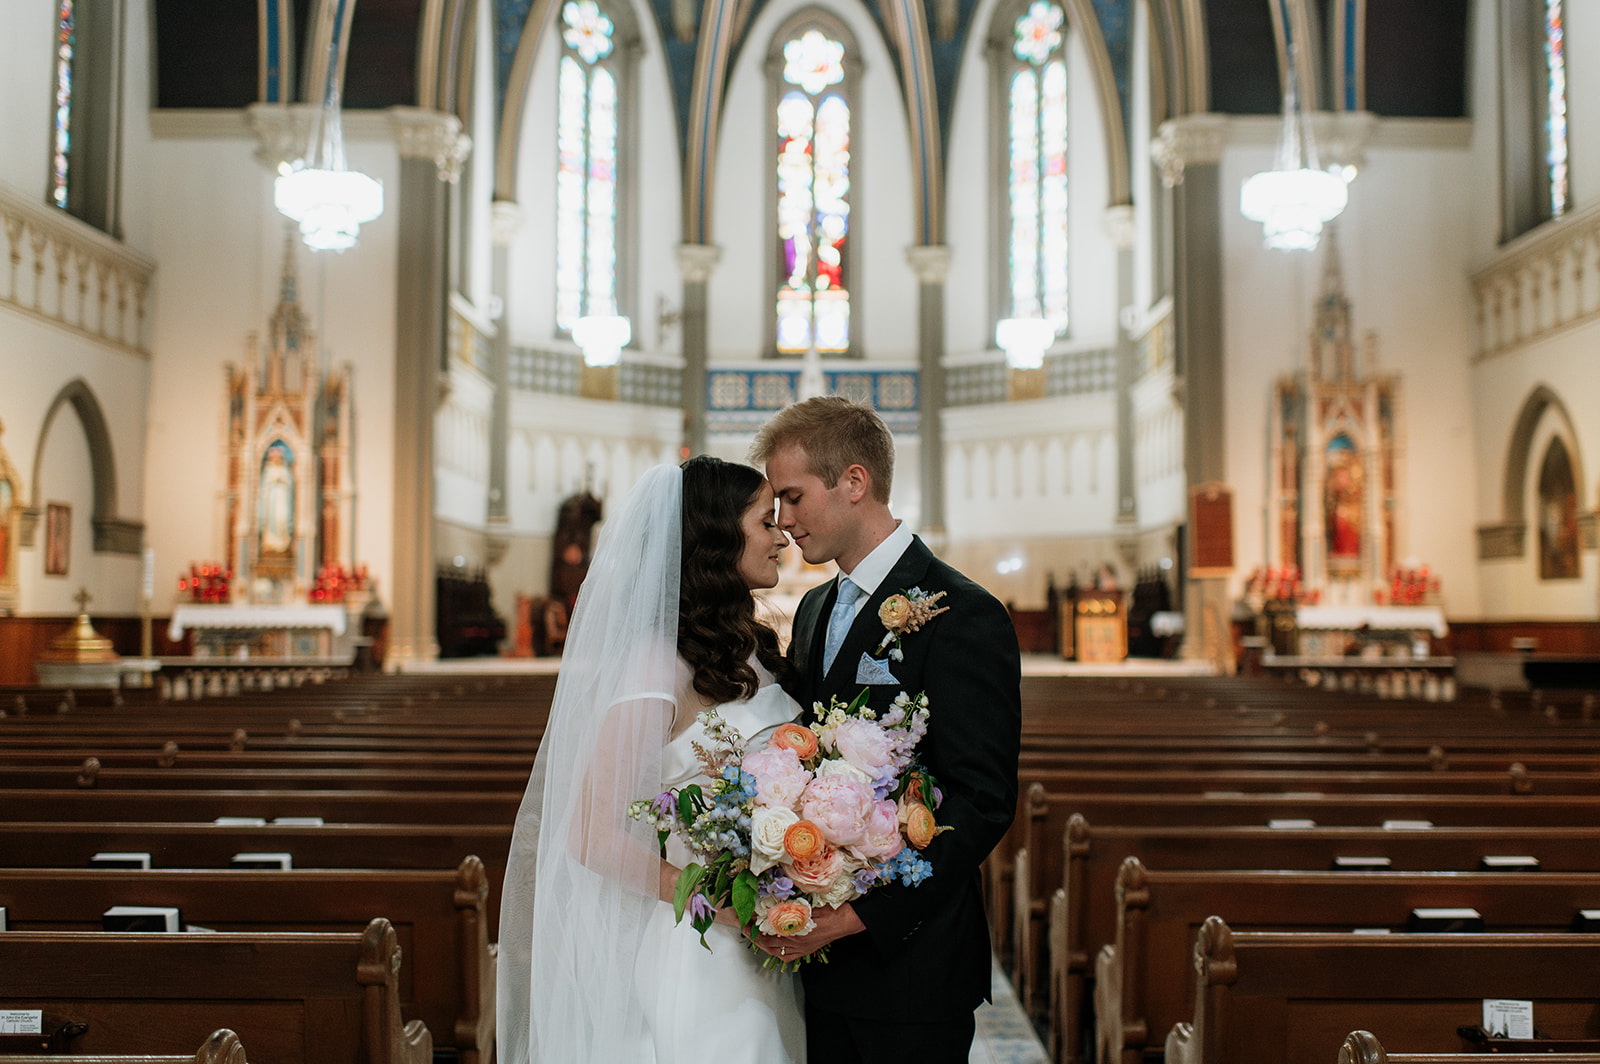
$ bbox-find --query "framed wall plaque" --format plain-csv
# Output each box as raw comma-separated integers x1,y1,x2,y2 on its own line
1190,483,1234,577
44,502,70,577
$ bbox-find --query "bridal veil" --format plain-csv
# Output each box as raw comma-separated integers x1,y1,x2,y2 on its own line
498,464,682,1063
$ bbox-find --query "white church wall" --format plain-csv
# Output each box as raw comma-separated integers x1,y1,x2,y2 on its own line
436,363,494,528
1220,126,1483,618
509,26,563,345
711,0,918,362
1564,0,1599,214
632,13,685,357
0,312,149,615
0,0,56,197
141,127,400,614
1062,30,1116,350
461,0,500,317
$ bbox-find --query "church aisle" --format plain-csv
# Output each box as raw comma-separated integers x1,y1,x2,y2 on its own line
971,955,1050,1064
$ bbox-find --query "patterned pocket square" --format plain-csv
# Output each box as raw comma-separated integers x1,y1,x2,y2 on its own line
855,653,899,686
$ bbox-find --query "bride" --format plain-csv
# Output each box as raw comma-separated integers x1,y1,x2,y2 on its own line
498,457,807,1063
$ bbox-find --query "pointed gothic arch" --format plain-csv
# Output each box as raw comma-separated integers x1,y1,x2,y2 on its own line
29,379,142,555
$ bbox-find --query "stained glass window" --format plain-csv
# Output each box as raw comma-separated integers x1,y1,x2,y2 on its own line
1544,0,1567,217
52,0,75,210
776,28,851,355
1007,0,1068,334
556,0,619,333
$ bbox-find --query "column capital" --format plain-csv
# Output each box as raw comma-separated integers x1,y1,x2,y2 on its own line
491,200,523,246
905,244,952,285
1151,113,1229,187
389,107,473,182
245,102,316,171
1102,205,1136,249
676,243,722,283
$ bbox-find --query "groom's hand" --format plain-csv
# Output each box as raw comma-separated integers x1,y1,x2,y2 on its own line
756,902,865,959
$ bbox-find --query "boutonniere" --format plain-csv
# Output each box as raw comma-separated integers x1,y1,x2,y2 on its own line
872,587,949,661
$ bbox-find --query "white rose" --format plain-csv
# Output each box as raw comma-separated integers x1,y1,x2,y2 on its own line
814,757,875,786
816,868,861,908
749,804,800,875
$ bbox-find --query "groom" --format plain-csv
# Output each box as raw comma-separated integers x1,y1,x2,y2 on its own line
752,396,1022,1064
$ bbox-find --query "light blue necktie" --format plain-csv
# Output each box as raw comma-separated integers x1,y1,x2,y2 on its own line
821,578,862,675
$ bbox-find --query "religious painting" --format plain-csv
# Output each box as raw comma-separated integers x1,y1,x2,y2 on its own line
258,440,296,558
45,502,71,577
1324,434,1363,570
1537,437,1580,580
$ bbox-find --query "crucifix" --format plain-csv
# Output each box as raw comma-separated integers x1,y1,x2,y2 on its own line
74,587,93,616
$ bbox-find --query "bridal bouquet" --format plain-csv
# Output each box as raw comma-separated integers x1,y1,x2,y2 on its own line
629,688,945,965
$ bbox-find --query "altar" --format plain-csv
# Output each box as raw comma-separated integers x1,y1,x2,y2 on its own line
168,604,354,661
1291,604,1448,659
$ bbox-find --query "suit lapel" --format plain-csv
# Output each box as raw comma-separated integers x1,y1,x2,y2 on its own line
822,538,936,689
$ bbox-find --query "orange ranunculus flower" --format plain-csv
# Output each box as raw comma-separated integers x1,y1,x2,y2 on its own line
785,843,845,892
878,594,912,628
759,898,815,937
904,775,926,803
770,723,820,761
784,819,825,860
904,802,937,849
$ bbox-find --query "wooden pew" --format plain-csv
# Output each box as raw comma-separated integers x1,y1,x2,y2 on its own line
0,787,522,824
1098,861,1600,1064
0,821,513,935
0,761,531,791
1163,918,1600,1064
0,858,494,1064
0,1029,248,1063
1338,1029,1600,1064
1035,816,1600,1064
0,917,431,1064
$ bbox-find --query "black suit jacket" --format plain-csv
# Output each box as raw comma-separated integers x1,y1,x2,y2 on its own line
786,535,1022,1016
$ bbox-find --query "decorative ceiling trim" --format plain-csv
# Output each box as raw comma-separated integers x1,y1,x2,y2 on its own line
258,0,295,103
1064,0,1130,206
493,0,558,199
1331,0,1364,112
683,0,743,242
881,0,942,243
1179,0,1206,112
302,0,359,106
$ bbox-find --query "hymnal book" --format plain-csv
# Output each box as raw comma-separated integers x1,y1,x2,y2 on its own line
271,816,324,826
1573,909,1600,932
1268,818,1316,830
1381,819,1433,830
103,905,180,932
1409,906,1484,932
230,852,293,870
1333,856,1392,869
213,816,268,827
1479,855,1540,871
1483,999,1534,1039
91,852,152,869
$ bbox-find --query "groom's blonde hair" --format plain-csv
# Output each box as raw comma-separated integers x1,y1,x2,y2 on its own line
751,395,894,503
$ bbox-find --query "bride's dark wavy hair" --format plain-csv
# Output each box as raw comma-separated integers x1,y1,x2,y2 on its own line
679,455,794,704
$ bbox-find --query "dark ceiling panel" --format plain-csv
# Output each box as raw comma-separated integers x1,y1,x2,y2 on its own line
343,0,422,108
1364,0,1468,117
1206,0,1280,115
154,0,258,107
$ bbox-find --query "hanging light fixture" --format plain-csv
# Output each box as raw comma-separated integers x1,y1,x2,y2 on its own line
1240,43,1346,251
995,317,1054,370
572,314,631,367
275,27,383,251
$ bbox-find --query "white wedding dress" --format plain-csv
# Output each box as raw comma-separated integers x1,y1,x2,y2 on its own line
633,657,808,1064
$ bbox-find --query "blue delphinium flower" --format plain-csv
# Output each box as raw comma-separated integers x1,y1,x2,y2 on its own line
887,850,933,887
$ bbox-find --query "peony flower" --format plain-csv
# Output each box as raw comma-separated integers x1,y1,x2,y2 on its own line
851,798,904,861
749,804,800,874
879,594,913,629
800,773,876,848
742,746,813,808
769,722,819,761
785,842,845,893
832,718,896,778
783,819,826,861
902,801,938,849
757,897,815,937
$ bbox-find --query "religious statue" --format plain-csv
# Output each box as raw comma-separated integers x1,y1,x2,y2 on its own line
258,443,296,556
1324,435,1363,564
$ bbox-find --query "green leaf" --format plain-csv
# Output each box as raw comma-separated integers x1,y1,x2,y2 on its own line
731,870,759,927
678,784,702,823
672,863,704,924
846,688,870,714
